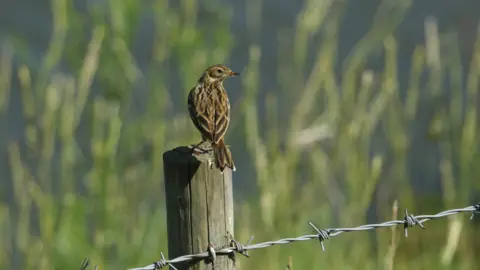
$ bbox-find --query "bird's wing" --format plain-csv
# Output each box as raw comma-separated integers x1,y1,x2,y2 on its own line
188,85,215,142
212,88,230,144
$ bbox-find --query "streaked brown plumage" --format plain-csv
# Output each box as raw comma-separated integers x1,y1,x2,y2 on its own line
188,64,238,172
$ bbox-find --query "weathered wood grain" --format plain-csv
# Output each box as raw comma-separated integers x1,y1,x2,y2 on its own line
163,146,234,270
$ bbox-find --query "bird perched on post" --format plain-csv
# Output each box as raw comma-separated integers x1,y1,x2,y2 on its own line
187,64,238,172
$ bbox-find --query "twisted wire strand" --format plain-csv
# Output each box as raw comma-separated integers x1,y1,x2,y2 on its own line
80,258,98,270
128,204,480,270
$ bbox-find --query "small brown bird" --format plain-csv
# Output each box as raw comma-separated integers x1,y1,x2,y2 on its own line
187,64,238,172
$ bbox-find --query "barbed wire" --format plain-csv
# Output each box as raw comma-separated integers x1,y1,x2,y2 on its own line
125,203,479,270
80,258,98,270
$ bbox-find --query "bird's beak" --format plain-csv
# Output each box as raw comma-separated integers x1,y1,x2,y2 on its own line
229,71,239,76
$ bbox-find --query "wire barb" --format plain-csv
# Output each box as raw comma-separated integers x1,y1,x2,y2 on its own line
470,203,480,220
80,258,90,270
153,252,177,270
230,235,254,258
80,258,98,270
128,203,478,270
204,243,216,265
221,233,254,267
403,209,425,237
308,221,330,251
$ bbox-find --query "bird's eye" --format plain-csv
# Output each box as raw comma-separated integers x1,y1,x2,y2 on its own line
217,69,223,73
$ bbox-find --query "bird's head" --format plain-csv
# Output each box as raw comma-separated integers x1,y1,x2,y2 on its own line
200,64,239,83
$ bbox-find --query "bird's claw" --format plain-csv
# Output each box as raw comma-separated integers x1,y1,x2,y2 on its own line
191,148,204,156
191,145,211,155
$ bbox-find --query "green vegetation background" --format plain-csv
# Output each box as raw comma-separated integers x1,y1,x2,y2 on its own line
1,0,479,269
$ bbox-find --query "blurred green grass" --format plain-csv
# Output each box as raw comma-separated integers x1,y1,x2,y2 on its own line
0,0,479,269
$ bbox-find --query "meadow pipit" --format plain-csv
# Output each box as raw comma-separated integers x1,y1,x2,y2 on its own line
187,64,238,172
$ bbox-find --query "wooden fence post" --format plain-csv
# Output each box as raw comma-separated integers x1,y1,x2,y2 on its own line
163,146,235,269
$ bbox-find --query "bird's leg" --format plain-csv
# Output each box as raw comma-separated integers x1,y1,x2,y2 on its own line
191,141,206,155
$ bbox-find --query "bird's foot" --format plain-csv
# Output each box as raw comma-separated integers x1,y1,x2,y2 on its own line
191,147,208,156
190,142,212,155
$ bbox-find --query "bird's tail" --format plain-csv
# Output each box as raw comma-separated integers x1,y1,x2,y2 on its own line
213,139,236,172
